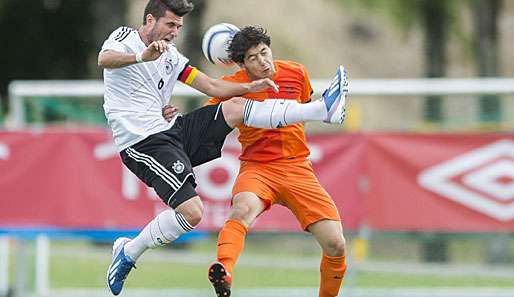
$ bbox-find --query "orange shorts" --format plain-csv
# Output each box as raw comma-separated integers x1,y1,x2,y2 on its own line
232,159,341,230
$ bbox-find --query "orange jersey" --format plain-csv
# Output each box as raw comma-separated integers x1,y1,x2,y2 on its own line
207,60,313,162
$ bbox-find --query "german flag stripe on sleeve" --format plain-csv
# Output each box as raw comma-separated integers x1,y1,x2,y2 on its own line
178,65,199,86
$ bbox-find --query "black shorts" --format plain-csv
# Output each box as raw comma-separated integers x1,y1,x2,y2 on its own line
120,104,233,208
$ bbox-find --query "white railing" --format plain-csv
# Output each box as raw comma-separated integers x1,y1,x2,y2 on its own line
8,78,514,129
0,236,8,296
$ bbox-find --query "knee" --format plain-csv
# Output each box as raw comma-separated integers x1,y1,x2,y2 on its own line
221,98,245,127
186,205,203,227
325,236,347,257
229,202,255,227
176,198,204,227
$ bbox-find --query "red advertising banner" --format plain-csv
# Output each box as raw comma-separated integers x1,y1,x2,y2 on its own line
2,130,514,232
366,134,514,232
0,129,366,232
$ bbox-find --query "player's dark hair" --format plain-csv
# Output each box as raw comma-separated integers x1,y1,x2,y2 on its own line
228,26,271,63
143,0,194,24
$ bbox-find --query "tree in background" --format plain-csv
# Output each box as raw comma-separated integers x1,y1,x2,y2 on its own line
0,0,209,119
473,0,502,78
342,0,462,124
473,0,503,123
341,0,504,127
0,0,125,115
180,0,207,111
418,0,456,123
181,0,207,67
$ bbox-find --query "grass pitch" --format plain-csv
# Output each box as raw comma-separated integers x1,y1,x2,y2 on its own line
7,234,514,290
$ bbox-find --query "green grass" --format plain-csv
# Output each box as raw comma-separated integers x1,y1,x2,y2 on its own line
49,256,514,289
48,248,320,288
352,272,514,288
48,257,514,289
7,235,514,289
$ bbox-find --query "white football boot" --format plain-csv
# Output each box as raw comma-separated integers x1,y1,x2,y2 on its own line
321,65,349,124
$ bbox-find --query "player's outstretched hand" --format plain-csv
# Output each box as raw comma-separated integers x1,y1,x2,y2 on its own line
247,78,279,93
162,104,179,122
142,40,169,62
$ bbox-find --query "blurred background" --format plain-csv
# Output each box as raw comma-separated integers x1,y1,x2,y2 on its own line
1,0,514,297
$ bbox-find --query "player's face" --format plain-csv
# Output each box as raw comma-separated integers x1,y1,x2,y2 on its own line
242,43,275,80
149,10,183,43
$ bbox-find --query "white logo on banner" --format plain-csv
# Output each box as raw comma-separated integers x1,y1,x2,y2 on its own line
0,143,9,160
307,144,322,162
418,139,514,221
195,155,239,201
94,142,158,201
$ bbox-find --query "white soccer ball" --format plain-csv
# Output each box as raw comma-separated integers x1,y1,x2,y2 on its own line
202,23,240,67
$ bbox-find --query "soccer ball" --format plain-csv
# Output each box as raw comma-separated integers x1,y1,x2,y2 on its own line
202,23,240,67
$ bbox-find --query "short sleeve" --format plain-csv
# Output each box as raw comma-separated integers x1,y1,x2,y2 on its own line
301,66,314,103
100,26,132,53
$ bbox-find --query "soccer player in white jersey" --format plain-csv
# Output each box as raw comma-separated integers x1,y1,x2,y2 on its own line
98,0,348,295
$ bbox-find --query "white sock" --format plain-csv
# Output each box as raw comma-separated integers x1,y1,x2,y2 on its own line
243,99,326,129
123,209,194,261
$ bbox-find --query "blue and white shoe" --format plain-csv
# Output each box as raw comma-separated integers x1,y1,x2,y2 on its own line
107,237,136,296
321,65,349,124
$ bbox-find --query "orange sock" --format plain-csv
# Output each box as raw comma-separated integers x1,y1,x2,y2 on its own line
319,252,346,297
216,219,248,275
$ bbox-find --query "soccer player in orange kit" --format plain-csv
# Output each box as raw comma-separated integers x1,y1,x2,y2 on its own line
206,26,348,297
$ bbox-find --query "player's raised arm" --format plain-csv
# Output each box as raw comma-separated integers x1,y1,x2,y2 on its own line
188,69,279,97
98,40,169,69
97,49,138,69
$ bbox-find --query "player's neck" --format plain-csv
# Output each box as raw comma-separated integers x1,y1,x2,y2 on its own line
138,27,150,46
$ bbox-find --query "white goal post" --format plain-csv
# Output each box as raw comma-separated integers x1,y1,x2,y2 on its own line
8,77,514,129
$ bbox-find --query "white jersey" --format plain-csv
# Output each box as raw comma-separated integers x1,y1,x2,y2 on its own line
101,26,190,151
